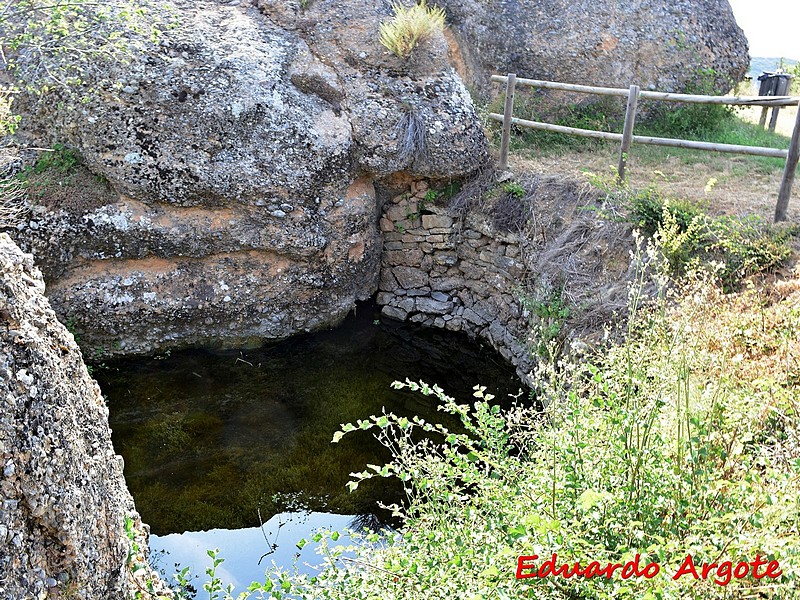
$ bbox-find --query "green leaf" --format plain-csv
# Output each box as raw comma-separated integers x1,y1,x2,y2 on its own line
579,489,605,511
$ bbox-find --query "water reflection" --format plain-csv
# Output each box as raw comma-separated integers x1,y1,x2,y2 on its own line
151,512,356,592
98,300,522,536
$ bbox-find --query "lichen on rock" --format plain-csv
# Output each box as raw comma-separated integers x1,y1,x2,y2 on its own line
0,233,170,599
7,0,488,356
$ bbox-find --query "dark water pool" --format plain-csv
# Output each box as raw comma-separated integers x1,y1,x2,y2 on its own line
96,300,523,538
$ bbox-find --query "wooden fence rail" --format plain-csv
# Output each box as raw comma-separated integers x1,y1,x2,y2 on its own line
490,74,800,222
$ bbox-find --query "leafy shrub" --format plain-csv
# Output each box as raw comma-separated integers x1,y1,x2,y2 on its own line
639,68,735,139
627,187,705,237
623,185,796,289
379,1,446,59
706,217,796,291
502,181,525,198
30,143,82,174
520,285,571,359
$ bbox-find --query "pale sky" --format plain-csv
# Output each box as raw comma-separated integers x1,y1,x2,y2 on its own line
727,0,800,60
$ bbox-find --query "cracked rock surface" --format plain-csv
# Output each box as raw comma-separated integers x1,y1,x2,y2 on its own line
8,0,487,355
0,233,168,599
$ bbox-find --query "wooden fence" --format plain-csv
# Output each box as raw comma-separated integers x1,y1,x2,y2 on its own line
489,74,800,222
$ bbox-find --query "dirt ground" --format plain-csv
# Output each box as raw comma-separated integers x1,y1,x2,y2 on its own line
509,117,799,224
739,103,798,138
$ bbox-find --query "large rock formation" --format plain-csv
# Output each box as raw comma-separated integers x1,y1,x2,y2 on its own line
9,0,488,355
6,0,749,356
441,0,749,98
0,234,169,599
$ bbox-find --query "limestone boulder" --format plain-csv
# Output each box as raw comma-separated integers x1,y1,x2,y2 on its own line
0,234,169,599
8,0,488,355
441,0,749,98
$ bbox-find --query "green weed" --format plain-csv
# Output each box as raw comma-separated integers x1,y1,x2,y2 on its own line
620,185,796,289
29,143,81,175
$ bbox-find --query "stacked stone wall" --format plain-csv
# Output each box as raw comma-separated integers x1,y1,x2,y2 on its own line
377,181,533,382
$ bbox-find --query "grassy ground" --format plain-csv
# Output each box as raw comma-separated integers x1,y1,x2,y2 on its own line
488,97,800,223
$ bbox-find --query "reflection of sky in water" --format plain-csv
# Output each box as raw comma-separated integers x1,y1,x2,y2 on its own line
99,301,522,535
152,512,355,592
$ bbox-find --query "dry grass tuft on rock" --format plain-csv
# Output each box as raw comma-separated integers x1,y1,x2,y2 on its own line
0,152,30,229
379,1,446,59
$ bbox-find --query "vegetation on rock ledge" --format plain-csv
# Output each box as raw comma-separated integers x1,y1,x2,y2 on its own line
175,230,800,599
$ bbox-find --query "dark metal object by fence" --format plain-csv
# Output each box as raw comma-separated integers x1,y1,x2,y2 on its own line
758,72,794,131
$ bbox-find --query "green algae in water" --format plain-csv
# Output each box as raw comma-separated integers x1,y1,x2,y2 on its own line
97,302,522,535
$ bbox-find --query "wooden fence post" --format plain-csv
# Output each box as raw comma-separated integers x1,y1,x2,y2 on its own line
499,73,517,171
775,101,800,222
617,84,640,183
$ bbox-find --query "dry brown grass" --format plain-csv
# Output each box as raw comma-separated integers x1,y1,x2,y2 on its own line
509,143,799,223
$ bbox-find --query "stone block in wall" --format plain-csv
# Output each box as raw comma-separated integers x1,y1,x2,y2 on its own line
401,234,425,243
466,238,489,249
406,228,427,236
393,266,429,289
487,319,507,347
422,214,453,229
457,289,474,306
379,269,400,292
382,305,409,320
461,229,482,240
384,249,424,266
420,254,434,272
379,218,394,232
445,317,463,331
385,204,409,222
376,292,395,305
430,276,465,292
494,255,524,277
472,300,495,323
431,242,454,250
412,180,429,194
465,279,492,298
432,252,458,266
462,307,487,326
416,297,453,315
431,291,450,302
505,245,520,258
384,241,404,250
407,288,430,297
397,297,416,313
